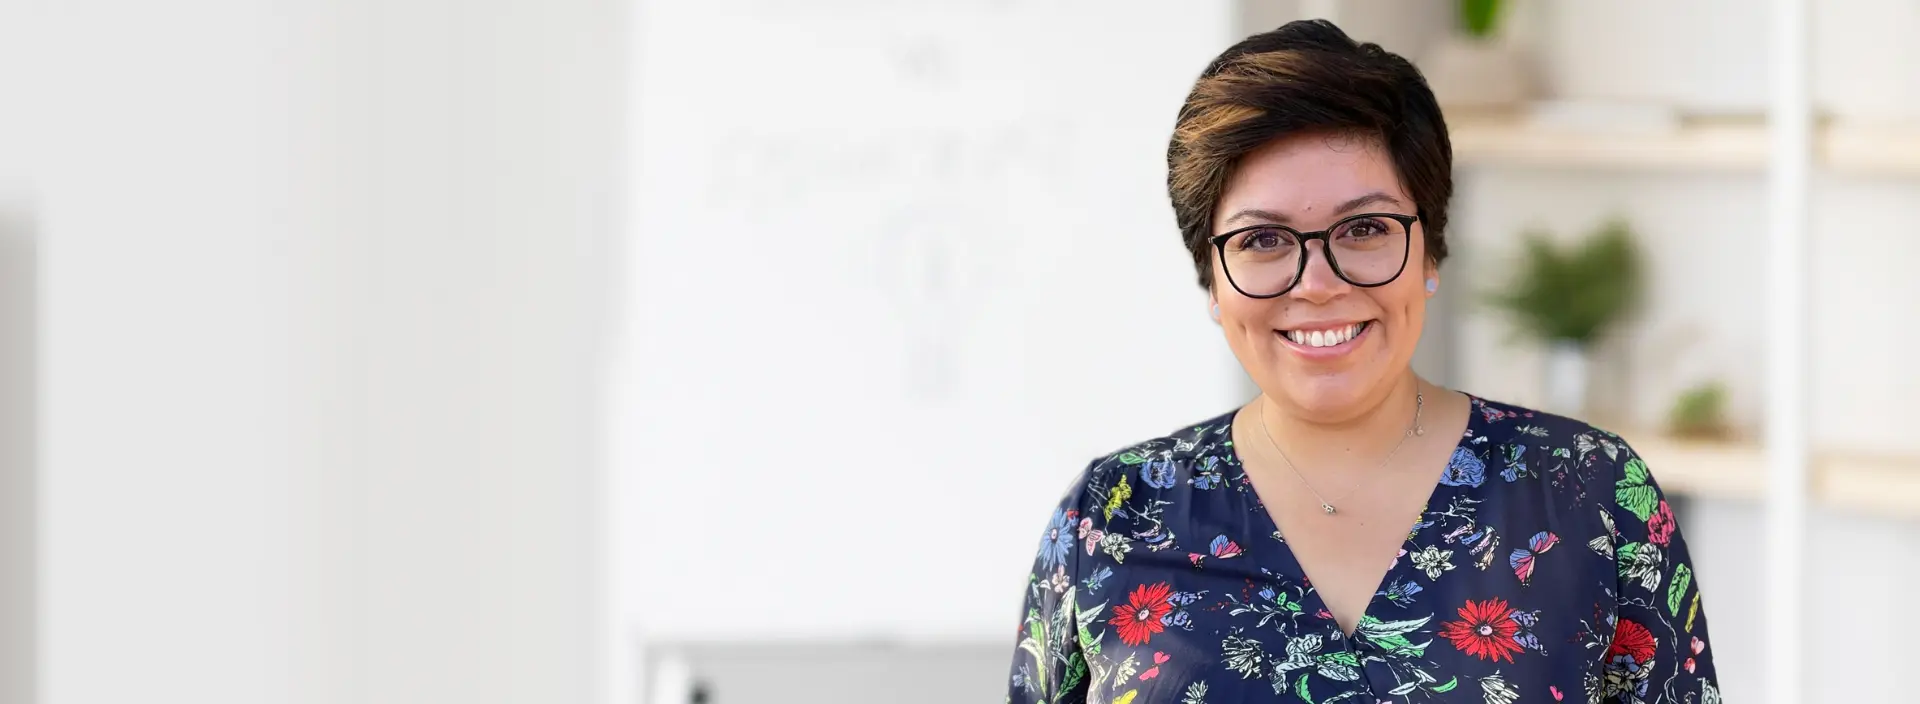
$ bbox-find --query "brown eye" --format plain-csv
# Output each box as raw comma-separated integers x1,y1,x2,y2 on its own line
1335,217,1390,240
1235,228,1297,252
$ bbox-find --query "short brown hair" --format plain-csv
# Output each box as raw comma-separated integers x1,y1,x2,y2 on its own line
1168,20,1453,290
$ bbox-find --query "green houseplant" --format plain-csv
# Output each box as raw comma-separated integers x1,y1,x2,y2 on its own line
1460,0,1504,38
1422,0,1532,110
1668,381,1731,440
1485,219,1644,416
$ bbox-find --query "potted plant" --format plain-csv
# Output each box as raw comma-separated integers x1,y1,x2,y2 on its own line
1667,381,1732,441
1484,219,1643,417
1421,0,1534,112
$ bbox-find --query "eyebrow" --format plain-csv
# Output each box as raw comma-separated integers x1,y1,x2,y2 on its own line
1221,192,1406,227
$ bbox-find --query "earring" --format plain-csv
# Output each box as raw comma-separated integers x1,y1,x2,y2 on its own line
1425,278,1438,293
1211,303,1221,319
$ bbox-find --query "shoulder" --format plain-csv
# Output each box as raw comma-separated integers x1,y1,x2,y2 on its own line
1460,394,1647,502
1055,410,1238,517
1089,410,1237,473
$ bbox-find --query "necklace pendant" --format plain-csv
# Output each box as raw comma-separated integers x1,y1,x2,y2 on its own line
1321,503,1337,515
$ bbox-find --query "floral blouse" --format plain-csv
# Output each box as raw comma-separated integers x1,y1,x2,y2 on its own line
1006,395,1718,704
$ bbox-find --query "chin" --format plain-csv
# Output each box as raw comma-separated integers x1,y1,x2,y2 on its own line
1274,370,1378,419
1253,322,1403,420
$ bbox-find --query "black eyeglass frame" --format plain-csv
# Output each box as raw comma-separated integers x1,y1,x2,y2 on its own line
1207,211,1422,299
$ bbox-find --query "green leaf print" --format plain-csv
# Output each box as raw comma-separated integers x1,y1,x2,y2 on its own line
1356,614,1430,638
1059,653,1086,695
1017,634,1047,690
1075,603,1105,657
1616,458,1659,521
1615,542,1642,567
1051,588,1077,646
1294,673,1313,702
1320,651,1359,667
1118,452,1148,465
1430,676,1459,693
1668,563,1694,615
1315,651,1361,681
1354,614,1432,657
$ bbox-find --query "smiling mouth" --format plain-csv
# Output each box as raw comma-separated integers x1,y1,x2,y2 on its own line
1279,321,1372,348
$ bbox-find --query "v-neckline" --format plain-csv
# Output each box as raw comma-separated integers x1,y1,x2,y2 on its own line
1221,394,1485,639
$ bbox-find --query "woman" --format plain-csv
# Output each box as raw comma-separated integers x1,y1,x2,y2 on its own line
1006,20,1717,704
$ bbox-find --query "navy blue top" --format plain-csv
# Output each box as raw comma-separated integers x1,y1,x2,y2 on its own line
1006,395,1719,704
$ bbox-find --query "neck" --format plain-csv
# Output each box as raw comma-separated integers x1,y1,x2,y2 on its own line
1257,372,1426,469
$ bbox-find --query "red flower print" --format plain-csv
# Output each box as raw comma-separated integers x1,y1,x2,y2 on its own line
1439,597,1525,663
1109,582,1174,646
1647,500,1676,547
1607,618,1657,663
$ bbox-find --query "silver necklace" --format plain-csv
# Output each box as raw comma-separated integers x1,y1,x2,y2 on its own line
1256,387,1425,516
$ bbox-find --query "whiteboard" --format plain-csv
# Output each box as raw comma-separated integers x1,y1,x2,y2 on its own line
616,0,1239,642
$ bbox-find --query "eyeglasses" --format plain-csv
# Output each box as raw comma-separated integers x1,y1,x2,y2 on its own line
1208,212,1420,299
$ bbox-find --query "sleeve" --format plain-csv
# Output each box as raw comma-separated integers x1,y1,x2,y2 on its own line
1006,462,1097,704
1607,443,1722,704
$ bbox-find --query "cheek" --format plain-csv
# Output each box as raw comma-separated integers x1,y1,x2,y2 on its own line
1216,297,1268,332
1372,281,1429,333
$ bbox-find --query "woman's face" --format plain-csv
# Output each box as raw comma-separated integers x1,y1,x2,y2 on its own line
1210,131,1434,422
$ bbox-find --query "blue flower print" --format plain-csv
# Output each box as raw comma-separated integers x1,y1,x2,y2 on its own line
1190,456,1222,489
1441,447,1487,487
1007,396,1717,704
1036,508,1073,570
1142,457,1178,489
1500,444,1529,482
1380,576,1424,607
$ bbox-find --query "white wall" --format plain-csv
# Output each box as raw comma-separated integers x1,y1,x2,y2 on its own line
617,0,1240,644
29,2,623,703
1532,0,1920,123
0,4,38,703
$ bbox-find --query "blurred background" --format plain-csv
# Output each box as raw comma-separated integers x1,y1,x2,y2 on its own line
0,0,1915,702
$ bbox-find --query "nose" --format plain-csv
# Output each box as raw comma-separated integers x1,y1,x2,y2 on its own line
1288,240,1350,302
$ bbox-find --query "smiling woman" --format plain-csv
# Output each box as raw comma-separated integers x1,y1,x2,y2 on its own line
1006,20,1720,704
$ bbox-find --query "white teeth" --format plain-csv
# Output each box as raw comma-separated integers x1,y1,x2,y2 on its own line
1286,322,1365,348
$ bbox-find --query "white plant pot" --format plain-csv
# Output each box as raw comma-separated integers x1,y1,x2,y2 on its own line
1543,342,1590,418
1420,37,1534,111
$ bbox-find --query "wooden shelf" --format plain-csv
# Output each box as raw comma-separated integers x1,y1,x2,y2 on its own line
1817,454,1920,518
1621,430,1920,518
1451,116,1770,172
1450,115,1920,175
1823,126,1920,175
1627,433,1769,500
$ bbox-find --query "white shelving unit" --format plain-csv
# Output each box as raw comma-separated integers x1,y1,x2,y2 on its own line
1430,2,1920,701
